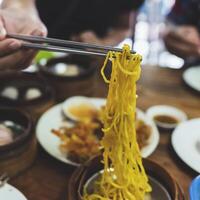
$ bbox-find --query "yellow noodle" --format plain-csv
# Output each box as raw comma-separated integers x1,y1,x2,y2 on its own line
83,44,151,200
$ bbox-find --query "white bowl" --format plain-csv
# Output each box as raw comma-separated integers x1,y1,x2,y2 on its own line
183,66,200,92
0,183,27,200
62,96,98,122
146,105,187,129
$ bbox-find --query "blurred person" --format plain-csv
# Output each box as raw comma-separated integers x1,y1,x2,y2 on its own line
36,0,144,45
0,0,144,71
164,0,200,59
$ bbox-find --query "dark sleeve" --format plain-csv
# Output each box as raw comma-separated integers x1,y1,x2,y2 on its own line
168,0,199,27
117,0,145,11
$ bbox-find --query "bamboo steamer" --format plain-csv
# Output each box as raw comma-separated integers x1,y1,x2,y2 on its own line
67,155,185,200
0,72,55,121
39,56,97,102
0,108,36,177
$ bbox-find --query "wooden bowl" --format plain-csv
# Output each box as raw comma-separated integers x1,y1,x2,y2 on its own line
67,155,185,200
39,56,97,102
0,72,55,121
0,108,36,177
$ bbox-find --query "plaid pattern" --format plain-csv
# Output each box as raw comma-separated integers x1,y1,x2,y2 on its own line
168,0,200,31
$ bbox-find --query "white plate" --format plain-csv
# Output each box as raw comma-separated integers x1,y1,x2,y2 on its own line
36,98,106,166
172,118,200,173
36,98,159,166
0,183,27,200
183,66,200,92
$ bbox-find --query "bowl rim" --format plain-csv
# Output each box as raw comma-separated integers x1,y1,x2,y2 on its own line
0,107,33,153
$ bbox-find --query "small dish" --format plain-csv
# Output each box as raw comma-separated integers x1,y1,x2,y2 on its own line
0,183,27,200
183,66,200,93
172,118,200,173
146,105,187,129
190,175,200,200
62,96,99,122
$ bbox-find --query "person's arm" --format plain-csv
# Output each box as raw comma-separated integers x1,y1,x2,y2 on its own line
0,0,47,70
164,24,200,58
163,0,200,58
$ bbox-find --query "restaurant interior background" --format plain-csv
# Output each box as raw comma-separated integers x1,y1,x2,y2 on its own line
0,0,200,200
119,0,185,69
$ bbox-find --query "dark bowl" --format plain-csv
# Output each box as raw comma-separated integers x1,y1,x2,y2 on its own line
67,155,185,200
0,107,33,153
0,107,38,177
39,55,97,101
0,72,55,120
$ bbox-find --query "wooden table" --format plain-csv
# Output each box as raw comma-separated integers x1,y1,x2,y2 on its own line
11,65,200,200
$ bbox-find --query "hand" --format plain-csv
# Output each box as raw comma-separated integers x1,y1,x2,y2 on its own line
0,7,47,70
71,31,104,45
164,25,200,58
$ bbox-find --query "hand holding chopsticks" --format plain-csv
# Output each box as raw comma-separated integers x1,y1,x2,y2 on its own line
7,33,135,57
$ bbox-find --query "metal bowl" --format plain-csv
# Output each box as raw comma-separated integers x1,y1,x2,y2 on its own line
85,170,171,200
67,156,185,200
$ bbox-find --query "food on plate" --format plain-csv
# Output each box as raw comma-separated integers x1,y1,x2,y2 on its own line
1,86,18,100
154,114,179,125
83,45,151,200
52,121,101,163
0,125,13,146
52,63,80,76
25,88,42,100
0,120,25,146
136,119,151,149
68,104,99,122
52,115,151,163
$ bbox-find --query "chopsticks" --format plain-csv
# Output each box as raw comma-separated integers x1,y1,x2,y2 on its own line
7,33,135,57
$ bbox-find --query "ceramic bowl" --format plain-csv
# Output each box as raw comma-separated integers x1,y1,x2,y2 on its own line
146,105,187,129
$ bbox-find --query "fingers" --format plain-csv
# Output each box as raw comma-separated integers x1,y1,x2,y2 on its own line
28,22,47,37
0,15,6,40
0,49,35,70
167,26,200,47
165,36,200,58
164,26,200,58
71,31,101,44
0,39,21,57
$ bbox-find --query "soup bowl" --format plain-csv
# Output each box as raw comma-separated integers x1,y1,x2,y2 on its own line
0,108,36,177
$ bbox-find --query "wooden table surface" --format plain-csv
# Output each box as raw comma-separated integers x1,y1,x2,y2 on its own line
11,65,200,200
